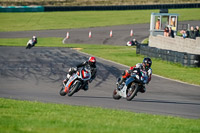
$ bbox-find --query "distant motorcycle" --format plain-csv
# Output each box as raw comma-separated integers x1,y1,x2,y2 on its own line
60,66,92,97
126,41,134,46
26,36,37,49
113,69,148,101
126,39,138,46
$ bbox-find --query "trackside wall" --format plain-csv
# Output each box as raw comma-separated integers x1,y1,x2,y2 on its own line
149,35,200,54
136,36,200,67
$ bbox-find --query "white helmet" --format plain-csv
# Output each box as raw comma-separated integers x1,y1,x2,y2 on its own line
32,36,37,39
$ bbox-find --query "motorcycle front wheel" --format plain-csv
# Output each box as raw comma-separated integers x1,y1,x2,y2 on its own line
126,83,139,101
112,89,122,100
59,85,67,96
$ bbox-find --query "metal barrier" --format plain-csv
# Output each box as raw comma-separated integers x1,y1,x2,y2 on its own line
44,3,200,11
44,3,200,12
1,3,199,12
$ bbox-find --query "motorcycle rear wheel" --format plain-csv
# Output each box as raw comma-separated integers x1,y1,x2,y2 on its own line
68,80,81,97
112,89,122,100
126,83,139,101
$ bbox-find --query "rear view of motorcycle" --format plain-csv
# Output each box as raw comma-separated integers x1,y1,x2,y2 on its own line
113,69,148,101
60,66,92,97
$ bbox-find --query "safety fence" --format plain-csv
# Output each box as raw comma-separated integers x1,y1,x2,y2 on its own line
136,45,200,67
44,3,200,11
1,3,200,12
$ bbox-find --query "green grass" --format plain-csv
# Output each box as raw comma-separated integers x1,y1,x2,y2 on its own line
0,37,200,85
0,98,200,133
0,8,200,32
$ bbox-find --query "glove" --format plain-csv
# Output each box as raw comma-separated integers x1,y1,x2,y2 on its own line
73,67,77,71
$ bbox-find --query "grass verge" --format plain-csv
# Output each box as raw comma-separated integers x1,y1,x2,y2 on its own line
0,37,200,85
0,98,200,133
0,8,200,32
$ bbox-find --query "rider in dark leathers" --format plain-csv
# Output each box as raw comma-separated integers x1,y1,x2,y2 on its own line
117,57,152,93
63,57,97,90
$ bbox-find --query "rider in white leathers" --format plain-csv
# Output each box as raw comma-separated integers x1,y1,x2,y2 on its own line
26,36,37,49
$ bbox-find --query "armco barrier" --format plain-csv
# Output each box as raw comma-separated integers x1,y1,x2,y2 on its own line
0,6,44,12
137,45,200,67
1,3,199,12
44,3,200,11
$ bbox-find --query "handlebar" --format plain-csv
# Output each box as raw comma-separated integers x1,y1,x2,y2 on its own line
130,69,148,84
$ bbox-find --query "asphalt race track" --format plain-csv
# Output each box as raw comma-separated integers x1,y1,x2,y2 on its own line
0,21,200,119
0,46,200,119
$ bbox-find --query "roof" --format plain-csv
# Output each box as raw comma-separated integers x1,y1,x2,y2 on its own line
151,12,179,16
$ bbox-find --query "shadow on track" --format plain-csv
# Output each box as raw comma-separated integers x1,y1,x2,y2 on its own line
0,47,122,86
73,95,113,100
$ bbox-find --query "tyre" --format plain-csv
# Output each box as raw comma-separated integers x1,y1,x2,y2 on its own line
26,45,30,49
112,89,121,100
59,85,67,96
68,80,81,97
126,83,139,101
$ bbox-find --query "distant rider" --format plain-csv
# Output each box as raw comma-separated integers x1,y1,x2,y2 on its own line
63,57,97,91
32,36,37,45
26,36,37,49
126,38,139,46
118,57,152,93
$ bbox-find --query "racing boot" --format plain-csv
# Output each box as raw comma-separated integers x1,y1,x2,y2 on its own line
118,77,125,85
82,83,88,91
117,77,125,90
139,86,146,93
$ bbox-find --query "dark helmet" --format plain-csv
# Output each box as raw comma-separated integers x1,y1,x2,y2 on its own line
143,57,152,69
88,57,96,67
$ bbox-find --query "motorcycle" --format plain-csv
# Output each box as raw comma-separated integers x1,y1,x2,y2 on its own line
126,41,133,46
26,39,37,49
126,39,138,46
59,66,92,97
113,69,148,101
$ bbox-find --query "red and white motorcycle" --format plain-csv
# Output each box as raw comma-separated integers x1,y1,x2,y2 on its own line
59,66,92,97
126,39,138,46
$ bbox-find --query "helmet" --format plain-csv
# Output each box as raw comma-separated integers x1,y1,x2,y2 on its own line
88,57,96,67
143,57,152,69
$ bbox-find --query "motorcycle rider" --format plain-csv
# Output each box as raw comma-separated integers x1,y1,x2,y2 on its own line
130,38,139,46
117,57,152,93
26,36,37,49
126,38,139,46
32,36,37,45
63,57,97,91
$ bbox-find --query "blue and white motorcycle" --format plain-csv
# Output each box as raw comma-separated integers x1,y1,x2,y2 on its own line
113,69,149,101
